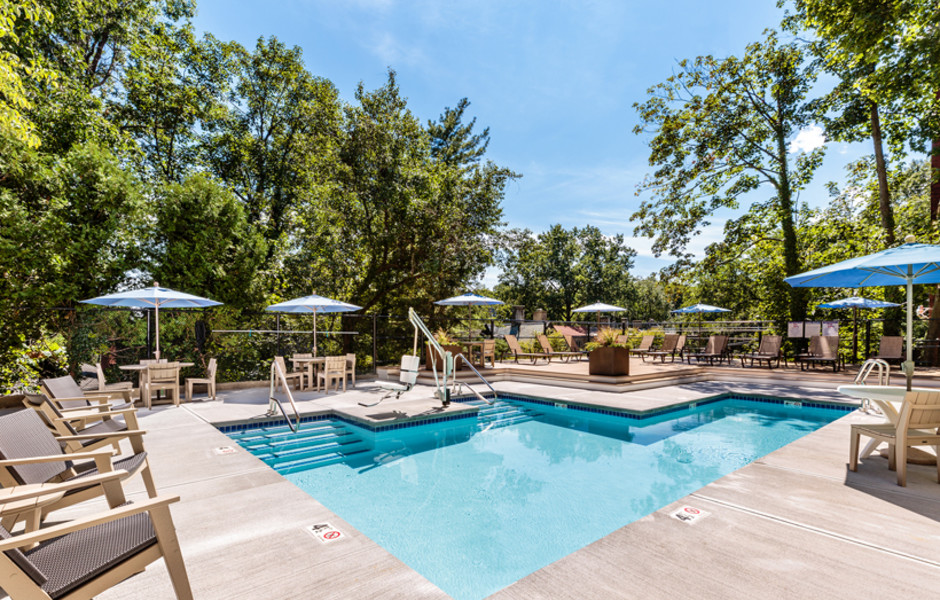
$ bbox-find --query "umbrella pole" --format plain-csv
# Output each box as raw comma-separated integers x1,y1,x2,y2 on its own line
905,275,914,391
853,307,858,365
313,312,318,358
154,303,160,360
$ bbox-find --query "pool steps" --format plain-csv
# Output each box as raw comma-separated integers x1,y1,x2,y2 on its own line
228,400,542,474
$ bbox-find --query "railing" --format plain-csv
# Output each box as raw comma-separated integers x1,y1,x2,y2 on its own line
267,359,301,431
408,307,454,406
452,352,496,405
853,358,890,413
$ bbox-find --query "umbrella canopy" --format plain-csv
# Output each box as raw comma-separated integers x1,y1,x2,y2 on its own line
82,283,222,359
817,297,901,364
265,294,361,356
434,293,504,341
670,303,731,314
785,237,940,389
572,302,627,313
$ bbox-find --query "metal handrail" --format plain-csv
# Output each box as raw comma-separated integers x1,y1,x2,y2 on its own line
408,307,453,405
267,359,301,431
854,358,890,386
452,352,496,405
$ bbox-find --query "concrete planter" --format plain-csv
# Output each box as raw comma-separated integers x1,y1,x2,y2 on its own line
588,346,630,376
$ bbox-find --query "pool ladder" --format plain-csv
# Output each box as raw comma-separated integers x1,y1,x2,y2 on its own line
853,359,890,413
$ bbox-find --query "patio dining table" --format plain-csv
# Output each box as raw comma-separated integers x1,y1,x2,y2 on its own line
460,341,486,367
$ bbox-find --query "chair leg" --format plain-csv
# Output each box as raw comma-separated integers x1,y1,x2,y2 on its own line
849,428,859,471
150,504,194,600
896,443,907,486
185,381,193,403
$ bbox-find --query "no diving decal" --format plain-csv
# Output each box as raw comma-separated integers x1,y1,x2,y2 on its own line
307,523,345,543
671,505,709,524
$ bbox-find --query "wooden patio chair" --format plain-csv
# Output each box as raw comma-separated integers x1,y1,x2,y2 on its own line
144,363,181,409
849,389,940,486
0,487,192,600
871,336,904,366
629,335,654,359
0,409,157,523
23,394,139,455
470,339,497,368
345,353,357,388
537,335,583,363
316,356,348,394
185,357,217,402
504,334,550,364
292,353,313,389
685,335,729,365
90,361,135,402
274,357,304,392
740,335,783,368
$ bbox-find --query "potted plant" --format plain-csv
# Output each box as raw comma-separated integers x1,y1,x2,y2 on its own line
585,327,630,376
426,329,464,371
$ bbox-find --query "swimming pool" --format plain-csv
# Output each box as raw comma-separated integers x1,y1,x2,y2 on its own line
225,394,851,600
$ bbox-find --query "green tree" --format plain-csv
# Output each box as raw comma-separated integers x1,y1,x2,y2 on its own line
149,173,268,308
633,31,823,322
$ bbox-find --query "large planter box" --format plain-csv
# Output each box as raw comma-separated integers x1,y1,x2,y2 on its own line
426,343,464,371
588,347,630,376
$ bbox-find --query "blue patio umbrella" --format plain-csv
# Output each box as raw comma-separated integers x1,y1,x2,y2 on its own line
785,236,940,389
82,283,223,359
671,303,731,334
265,294,362,356
817,297,901,363
435,293,504,341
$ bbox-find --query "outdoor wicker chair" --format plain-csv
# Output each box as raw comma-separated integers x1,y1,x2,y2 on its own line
41,376,133,411
0,488,193,599
23,394,139,455
0,409,156,522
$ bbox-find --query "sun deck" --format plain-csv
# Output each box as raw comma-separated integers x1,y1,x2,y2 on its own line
26,368,940,599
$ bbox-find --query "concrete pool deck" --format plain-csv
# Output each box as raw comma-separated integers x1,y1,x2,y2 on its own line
14,378,940,599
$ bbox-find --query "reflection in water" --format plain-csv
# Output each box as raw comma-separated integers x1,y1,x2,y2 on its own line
285,399,844,600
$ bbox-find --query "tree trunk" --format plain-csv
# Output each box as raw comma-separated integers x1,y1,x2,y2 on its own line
869,102,903,336
775,121,806,323
931,91,940,221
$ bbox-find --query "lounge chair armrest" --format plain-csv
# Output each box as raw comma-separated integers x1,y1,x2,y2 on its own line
57,403,110,414
0,448,115,467
0,495,181,551
54,408,138,423
81,394,113,403
56,429,146,442
0,470,129,504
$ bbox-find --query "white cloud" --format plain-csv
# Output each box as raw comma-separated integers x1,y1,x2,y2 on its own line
789,124,826,153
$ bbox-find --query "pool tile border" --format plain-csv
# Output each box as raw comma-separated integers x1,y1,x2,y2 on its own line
215,392,856,434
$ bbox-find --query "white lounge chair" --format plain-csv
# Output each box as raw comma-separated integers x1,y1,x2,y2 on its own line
359,355,420,407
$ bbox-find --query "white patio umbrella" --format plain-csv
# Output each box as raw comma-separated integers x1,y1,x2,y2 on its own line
82,283,223,359
572,302,627,331
265,294,362,356
785,235,940,390
434,293,504,341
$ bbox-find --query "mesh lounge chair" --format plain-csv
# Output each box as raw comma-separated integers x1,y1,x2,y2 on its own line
646,334,686,363
871,336,904,366
799,335,842,372
42,376,133,412
23,395,139,455
536,335,582,363
0,409,157,522
628,335,654,359
185,357,217,402
360,355,421,407
849,389,940,486
685,335,729,365
0,486,192,600
740,335,783,368
504,334,550,364
560,333,590,360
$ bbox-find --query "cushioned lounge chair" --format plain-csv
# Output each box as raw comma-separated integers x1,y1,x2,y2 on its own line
849,389,940,486
740,335,783,368
536,335,583,363
0,485,192,600
504,334,550,364
685,335,729,365
360,355,420,407
0,409,157,522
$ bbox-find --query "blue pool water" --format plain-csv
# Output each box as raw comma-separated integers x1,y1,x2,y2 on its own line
226,396,849,600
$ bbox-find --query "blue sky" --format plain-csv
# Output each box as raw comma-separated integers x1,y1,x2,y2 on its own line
192,0,866,279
